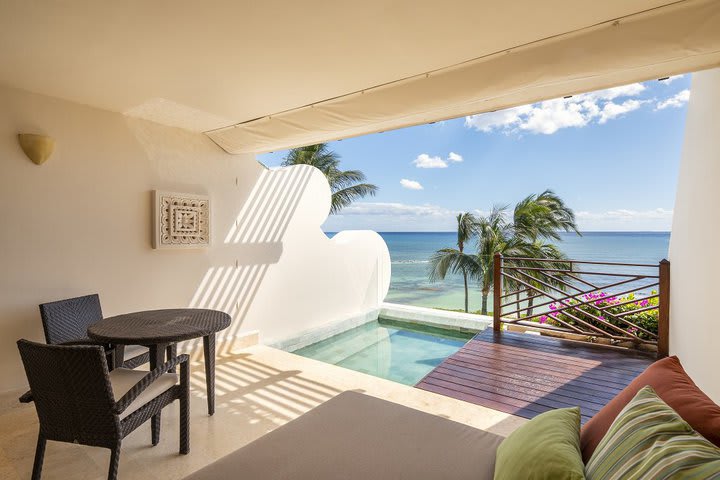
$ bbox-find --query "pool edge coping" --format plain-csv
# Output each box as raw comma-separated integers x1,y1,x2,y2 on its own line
268,303,493,353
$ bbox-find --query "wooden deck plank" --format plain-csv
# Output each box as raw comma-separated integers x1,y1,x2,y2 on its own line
452,348,641,386
445,355,624,396
440,358,622,400
430,365,610,409
426,369,606,412
463,332,654,364
463,336,653,373
415,329,655,424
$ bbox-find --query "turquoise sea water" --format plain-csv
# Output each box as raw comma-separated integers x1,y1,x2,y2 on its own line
293,319,472,385
379,231,670,312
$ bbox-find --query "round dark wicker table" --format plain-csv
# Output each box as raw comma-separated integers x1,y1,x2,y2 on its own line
87,309,231,416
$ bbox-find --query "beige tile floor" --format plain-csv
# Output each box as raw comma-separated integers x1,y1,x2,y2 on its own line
0,342,525,480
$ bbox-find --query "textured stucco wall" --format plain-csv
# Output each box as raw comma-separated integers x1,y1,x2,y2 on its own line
668,68,720,403
0,86,389,391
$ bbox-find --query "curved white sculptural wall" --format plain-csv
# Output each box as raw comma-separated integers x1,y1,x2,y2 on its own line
0,85,390,391
188,163,391,346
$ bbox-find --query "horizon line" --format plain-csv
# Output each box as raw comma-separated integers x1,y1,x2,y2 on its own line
324,230,672,234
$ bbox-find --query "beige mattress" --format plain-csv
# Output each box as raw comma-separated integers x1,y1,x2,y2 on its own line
184,391,503,480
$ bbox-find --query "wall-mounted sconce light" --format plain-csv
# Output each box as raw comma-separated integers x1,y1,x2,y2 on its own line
17,133,55,165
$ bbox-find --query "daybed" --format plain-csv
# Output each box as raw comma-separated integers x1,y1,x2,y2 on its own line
184,391,503,480
185,356,720,479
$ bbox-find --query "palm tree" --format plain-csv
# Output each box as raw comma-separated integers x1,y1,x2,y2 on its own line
477,211,531,315
428,213,479,312
473,192,581,316
516,241,570,316
281,143,378,214
513,190,580,241
512,190,579,315
426,191,581,316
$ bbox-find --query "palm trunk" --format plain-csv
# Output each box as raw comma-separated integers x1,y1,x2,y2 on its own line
463,272,469,313
526,291,535,316
481,288,490,316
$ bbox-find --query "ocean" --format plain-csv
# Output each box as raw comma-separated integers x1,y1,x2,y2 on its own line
378,231,670,312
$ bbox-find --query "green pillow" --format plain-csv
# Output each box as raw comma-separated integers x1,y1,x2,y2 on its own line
494,407,585,480
586,386,720,479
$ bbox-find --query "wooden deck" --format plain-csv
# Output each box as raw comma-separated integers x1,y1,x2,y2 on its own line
415,329,655,424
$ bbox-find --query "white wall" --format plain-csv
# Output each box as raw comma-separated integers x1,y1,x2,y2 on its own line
0,86,390,391
669,68,720,403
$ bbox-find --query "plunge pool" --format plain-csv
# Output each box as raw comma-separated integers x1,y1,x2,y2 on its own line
292,318,473,385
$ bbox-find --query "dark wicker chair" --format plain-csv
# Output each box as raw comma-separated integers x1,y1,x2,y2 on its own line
39,294,151,369
17,339,189,480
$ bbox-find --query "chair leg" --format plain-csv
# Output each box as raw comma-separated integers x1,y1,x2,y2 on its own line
31,435,46,480
113,345,125,370
203,335,216,415
180,364,190,454
107,441,121,480
151,411,161,446
149,344,165,446
166,343,177,373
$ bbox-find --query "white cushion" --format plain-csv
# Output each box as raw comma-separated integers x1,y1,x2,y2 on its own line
123,345,149,360
109,368,178,419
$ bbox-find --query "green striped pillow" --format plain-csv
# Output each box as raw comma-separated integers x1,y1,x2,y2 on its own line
586,386,720,479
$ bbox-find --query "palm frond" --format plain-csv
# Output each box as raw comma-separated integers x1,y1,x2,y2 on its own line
428,249,480,282
328,169,367,189
513,189,580,241
282,143,377,214
455,212,478,251
331,183,378,214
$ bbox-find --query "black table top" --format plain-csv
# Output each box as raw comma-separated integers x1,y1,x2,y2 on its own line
87,308,231,345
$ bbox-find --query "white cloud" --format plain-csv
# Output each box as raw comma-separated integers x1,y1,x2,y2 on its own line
400,179,423,190
341,202,454,217
656,89,690,110
583,83,646,101
413,153,447,169
576,208,673,220
598,99,646,124
464,105,532,132
323,202,460,231
413,152,464,168
325,204,673,232
575,208,673,231
447,152,463,163
517,99,588,134
465,82,649,135
659,75,684,84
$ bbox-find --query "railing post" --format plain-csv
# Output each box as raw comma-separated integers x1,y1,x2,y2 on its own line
658,259,670,359
493,253,503,331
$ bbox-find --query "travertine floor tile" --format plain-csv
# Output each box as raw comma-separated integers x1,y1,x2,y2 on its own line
0,343,525,479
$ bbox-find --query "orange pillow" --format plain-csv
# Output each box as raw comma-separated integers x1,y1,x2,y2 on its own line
580,355,720,462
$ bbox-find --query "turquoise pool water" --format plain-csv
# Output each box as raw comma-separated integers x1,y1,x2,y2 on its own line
292,319,473,385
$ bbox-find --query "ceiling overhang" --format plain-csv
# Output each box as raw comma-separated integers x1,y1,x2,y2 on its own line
0,0,718,154
209,0,720,153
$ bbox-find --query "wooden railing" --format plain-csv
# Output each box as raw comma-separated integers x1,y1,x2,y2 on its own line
492,253,669,358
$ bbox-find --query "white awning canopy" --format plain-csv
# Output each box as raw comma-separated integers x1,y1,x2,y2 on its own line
208,0,720,153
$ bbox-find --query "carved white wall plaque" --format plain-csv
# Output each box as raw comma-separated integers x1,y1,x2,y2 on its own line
153,191,210,249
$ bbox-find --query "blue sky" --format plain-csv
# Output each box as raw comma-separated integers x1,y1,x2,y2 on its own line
259,75,691,232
